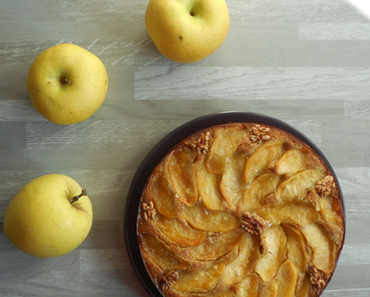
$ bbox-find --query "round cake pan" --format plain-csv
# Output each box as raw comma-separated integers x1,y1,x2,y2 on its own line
124,111,345,297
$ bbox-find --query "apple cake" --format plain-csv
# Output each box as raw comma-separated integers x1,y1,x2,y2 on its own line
137,122,345,297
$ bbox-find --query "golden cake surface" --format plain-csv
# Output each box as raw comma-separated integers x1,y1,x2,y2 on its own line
137,123,345,297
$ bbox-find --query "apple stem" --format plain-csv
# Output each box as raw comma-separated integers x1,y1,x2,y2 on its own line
70,188,87,204
62,77,72,86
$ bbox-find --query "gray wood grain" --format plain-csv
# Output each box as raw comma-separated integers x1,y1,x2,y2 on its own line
339,244,370,265
226,0,370,23
299,23,370,40
135,67,370,100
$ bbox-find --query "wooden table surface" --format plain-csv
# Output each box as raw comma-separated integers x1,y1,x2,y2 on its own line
1,0,370,296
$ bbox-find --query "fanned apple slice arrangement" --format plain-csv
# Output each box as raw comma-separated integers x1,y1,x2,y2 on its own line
137,123,345,297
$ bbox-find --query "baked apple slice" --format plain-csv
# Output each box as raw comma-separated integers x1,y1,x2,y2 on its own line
319,197,343,226
154,213,206,247
189,228,244,261
172,262,225,293
259,281,278,297
283,225,309,273
301,222,336,274
197,162,225,211
207,289,236,297
257,201,319,227
275,169,326,202
140,234,189,271
242,173,283,212
254,225,287,282
319,196,345,243
275,259,298,297
236,273,259,297
182,204,240,233
274,149,308,176
220,151,247,209
244,142,285,185
150,165,181,218
224,232,260,285
207,126,248,175
295,273,310,297
167,144,198,206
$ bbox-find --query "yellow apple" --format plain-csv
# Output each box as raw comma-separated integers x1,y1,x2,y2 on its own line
27,43,108,125
3,174,93,258
145,0,230,63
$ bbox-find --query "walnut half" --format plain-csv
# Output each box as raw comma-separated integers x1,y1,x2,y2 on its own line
158,270,179,291
190,131,211,157
315,175,336,197
250,124,271,143
241,212,269,235
141,201,156,221
309,266,327,295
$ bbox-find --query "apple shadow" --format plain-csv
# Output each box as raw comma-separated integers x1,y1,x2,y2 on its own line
2,66,30,102
79,218,151,295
